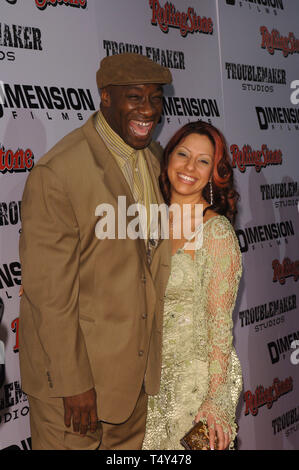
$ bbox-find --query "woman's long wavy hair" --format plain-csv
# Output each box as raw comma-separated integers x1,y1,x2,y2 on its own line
159,120,239,225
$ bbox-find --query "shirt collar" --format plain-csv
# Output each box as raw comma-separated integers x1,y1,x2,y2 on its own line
95,111,138,165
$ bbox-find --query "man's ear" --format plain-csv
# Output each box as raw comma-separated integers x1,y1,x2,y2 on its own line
100,88,111,108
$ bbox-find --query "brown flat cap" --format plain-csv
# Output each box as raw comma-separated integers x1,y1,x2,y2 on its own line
97,53,172,88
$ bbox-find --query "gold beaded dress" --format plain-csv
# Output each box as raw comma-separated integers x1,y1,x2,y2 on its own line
143,216,243,450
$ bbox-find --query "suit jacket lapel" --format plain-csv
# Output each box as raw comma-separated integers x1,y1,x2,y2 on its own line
82,114,147,260
82,113,134,204
144,146,163,206
144,146,168,238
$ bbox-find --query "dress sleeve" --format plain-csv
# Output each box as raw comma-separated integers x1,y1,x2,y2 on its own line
198,217,243,444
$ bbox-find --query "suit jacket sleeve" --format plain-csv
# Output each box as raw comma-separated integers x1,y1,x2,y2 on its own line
19,164,95,397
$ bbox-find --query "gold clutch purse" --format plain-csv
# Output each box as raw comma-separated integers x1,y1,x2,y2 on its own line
180,420,217,450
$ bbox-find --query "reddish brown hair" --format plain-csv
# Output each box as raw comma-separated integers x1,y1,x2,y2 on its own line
159,120,239,224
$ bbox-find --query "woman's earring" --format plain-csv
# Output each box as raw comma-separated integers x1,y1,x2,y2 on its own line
209,180,213,206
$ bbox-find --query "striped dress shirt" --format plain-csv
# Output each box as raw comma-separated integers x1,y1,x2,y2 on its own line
94,111,157,243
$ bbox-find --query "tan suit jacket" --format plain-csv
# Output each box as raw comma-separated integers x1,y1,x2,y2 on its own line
19,113,170,423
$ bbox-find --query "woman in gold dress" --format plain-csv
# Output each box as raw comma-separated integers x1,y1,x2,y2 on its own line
143,121,243,451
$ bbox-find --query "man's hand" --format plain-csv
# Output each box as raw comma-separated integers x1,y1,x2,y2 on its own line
63,388,98,435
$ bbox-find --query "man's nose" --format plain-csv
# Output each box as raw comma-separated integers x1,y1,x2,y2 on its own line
138,97,155,116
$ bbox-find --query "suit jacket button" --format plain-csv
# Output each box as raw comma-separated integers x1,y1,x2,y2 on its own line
141,275,146,284
138,350,144,357
142,313,147,319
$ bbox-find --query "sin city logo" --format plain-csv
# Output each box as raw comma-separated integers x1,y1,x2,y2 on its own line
230,144,282,173
272,258,299,285
35,0,87,10
244,376,293,417
0,146,34,174
260,26,299,57
149,0,213,38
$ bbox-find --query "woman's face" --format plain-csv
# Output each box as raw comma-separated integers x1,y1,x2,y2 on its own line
167,133,215,201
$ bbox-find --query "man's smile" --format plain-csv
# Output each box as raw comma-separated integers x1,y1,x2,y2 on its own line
129,120,154,137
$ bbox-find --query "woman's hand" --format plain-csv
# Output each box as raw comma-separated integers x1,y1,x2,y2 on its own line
194,411,231,450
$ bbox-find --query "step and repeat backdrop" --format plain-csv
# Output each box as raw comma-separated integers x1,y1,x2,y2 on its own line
0,0,298,450
218,0,299,450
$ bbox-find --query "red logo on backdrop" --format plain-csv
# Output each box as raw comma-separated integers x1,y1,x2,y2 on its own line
230,144,282,173
272,258,299,285
244,377,293,416
0,147,34,173
35,0,87,10
260,26,299,57
149,0,213,38
11,318,19,354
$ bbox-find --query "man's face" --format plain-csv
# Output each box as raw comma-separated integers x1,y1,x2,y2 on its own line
101,84,164,149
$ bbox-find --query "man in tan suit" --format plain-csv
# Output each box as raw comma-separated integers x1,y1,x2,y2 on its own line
19,53,172,450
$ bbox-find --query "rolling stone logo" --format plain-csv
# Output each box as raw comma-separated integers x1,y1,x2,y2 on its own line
260,26,299,57
5,0,87,8
149,0,213,38
272,257,299,285
35,0,87,10
244,376,293,417
11,317,19,354
0,146,34,174
230,143,282,172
